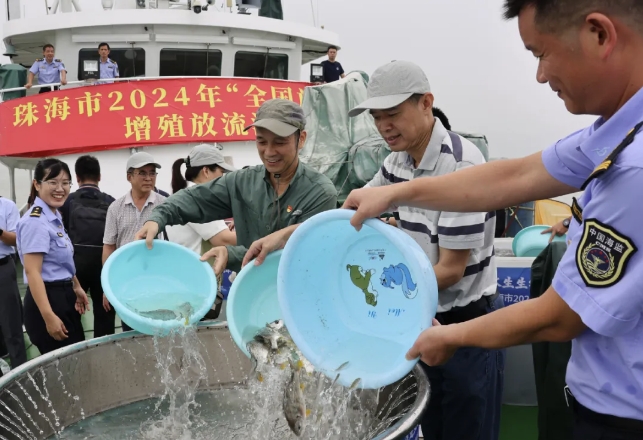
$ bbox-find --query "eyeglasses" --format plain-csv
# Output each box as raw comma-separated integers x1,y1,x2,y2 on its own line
132,171,158,178
40,180,72,189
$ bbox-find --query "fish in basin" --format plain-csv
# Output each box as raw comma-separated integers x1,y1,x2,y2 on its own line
132,302,194,324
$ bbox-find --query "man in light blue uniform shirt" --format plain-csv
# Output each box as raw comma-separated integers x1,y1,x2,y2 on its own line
98,42,119,84
26,44,67,93
342,1,643,438
0,196,27,376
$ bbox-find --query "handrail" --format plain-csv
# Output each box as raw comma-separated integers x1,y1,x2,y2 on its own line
0,75,309,99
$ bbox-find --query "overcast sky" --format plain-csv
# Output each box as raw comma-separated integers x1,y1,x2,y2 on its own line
284,0,599,159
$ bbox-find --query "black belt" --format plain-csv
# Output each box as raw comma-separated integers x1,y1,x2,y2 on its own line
574,400,643,433
43,279,73,288
436,293,499,325
0,255,10,266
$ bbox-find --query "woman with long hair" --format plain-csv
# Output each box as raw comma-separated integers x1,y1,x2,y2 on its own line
166,144,237,254
17,158,89,354
167,144,237,320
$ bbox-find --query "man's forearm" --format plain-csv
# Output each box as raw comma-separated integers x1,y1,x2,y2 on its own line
149,183,231,231
102,244,116,266
0,231,16,247
390,153,577,213
433,264,463,291
447,288,586,350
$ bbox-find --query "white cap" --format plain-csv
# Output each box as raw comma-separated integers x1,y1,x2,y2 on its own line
126,152,161,172
187,144,235,172
348,60,431,117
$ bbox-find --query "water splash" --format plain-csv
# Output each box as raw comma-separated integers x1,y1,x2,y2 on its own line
6,390,43,436
0,410,32,440
115,341,138,373
16,381,57,437
51,361,84,420
5,324,420,440
136,325,209,440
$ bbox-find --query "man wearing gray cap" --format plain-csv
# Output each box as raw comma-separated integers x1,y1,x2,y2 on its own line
135,99,337,276
351,60,503,440
242,62,504,440
102,151,167,332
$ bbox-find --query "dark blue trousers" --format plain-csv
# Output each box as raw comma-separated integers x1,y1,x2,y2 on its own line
420,294,506,440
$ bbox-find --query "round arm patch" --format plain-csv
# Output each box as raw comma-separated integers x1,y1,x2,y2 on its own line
576,218,638,288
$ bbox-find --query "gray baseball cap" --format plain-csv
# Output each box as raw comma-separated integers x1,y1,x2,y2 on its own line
244,98,306,137
126,151,161,171
187,143,235,172
348,60,432,117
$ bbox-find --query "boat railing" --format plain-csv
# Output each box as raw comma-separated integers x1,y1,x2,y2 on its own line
0,74,301,102
6,0,199,21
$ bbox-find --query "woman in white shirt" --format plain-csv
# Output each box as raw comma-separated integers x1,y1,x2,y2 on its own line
166,144,237,254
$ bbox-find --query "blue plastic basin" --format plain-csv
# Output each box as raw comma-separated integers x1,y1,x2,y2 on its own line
101,240,217,336
277,209,439,390
227,250,283,358
512,225,567,257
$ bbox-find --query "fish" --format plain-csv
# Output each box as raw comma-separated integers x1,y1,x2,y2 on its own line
175,302,194,325
335,361,349,372
349,378,362,390
137,309,179,321
254,326,288,351
247,340,271,367
247,340,272,381
254,320,316,374
283,358,307,436
133,301,194,324
267,319,284,331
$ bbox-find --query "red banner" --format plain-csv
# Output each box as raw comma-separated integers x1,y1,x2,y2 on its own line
0,78,311,157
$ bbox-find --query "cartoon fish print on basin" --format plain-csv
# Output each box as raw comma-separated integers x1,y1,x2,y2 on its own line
380,263,418,299
346,265,379,307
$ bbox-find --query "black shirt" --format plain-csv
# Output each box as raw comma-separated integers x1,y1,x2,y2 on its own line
321,60,344,83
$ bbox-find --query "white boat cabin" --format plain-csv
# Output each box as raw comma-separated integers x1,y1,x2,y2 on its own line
0,0,340,206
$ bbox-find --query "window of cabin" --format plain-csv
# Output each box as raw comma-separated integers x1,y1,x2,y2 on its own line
159,49,223,77
233,51,288,79
78,48,146,80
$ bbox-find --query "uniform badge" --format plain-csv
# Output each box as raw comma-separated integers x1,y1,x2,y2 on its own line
287,205,293,213
571,197,583,224
576,219,637,288
30,206,42,217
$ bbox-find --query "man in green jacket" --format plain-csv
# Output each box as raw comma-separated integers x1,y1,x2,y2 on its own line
135,99,338,275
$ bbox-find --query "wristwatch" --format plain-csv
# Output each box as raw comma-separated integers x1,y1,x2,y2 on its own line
562,218,570,228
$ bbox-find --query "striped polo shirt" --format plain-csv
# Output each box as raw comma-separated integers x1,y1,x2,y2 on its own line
366,118,497,313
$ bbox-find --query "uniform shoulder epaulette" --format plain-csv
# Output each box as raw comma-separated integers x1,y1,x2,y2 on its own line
109,58,117,65
30,206,42,217
54,58,62,62
35,58,43,62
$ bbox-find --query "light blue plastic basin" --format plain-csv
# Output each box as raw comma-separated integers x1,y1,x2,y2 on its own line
101,240,217,336
512,225,567,257
277,209,439,390
227,250,283,358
